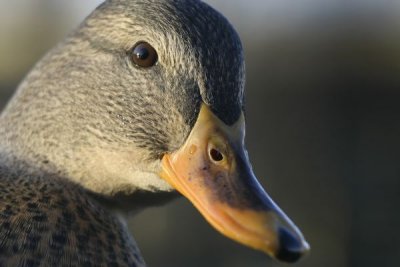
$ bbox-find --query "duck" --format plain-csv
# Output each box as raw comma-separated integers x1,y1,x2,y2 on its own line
0,0,309,266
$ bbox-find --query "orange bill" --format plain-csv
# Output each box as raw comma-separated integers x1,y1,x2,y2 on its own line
160,103,309,262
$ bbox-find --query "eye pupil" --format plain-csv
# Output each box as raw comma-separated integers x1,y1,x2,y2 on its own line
131,41,158,68
134,47,149,60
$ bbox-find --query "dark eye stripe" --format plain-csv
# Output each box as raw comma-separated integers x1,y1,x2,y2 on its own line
131,41,158,68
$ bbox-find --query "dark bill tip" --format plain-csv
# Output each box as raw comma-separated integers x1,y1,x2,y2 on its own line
276,227,309,263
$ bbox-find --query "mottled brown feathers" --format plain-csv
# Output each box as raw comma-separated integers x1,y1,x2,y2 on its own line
0,162,145,266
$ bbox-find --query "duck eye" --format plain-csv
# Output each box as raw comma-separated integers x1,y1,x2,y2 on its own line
131,41,158,68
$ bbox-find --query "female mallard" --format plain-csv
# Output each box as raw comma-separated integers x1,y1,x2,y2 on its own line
0,0,309,265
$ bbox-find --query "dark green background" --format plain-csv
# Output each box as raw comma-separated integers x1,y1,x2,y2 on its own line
1,1,399,266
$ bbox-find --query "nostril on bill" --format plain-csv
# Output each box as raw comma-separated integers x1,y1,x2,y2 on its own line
209,148,224,162
276,227,308,263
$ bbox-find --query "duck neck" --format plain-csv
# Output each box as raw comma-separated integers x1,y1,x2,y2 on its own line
0,98,175,212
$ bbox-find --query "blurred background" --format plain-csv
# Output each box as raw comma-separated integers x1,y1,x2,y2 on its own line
1,1,400,266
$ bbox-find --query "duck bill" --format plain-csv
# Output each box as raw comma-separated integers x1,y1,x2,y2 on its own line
160,104,309,262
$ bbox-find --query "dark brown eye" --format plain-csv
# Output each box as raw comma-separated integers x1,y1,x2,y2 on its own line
131,41,158,68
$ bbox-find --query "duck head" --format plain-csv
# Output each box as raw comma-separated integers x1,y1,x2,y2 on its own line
0,0,309,262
